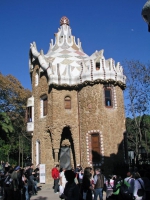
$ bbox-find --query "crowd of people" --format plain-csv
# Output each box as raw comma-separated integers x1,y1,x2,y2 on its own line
51,164,150,200
1,160,150,200
0,161,39,200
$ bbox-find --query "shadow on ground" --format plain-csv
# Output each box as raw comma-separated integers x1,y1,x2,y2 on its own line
31,197,47,200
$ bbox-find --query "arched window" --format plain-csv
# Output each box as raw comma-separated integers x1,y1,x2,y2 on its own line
104,85,113,108
36,140,40,166
35,70,39,86
64,96,71,109
40,95,48,117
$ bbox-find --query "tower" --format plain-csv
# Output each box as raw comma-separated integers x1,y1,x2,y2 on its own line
27,16,126,183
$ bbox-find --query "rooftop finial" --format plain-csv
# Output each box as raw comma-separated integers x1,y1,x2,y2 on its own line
60,16,70,26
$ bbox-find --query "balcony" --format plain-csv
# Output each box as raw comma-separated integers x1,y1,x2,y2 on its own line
27,121,34,132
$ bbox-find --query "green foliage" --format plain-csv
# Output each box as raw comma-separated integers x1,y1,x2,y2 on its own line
126,115,150,160
0,72,31,164
124,60,150,163
0,112,14,133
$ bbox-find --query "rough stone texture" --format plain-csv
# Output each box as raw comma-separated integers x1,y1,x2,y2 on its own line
30,64,126,183
78,84,126,174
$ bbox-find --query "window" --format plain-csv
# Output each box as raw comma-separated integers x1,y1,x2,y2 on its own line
96,62,100,70
36,140,40,166
43,98,48,116
91,133,101,163
27,106,32,122
35,70,39,86
65,96,71,109
104,87,113,107
40,95,48,117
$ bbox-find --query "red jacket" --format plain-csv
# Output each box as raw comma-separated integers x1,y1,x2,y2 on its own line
51,167,59,179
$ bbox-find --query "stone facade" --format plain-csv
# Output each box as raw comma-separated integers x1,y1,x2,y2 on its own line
27,17,126,183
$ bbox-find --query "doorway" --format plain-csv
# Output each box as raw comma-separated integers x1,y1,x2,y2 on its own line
59,126,76,169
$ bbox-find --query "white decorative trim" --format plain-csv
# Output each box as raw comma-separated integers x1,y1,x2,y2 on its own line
36,140,40,166
86,130,104,167
113,87,117,109
40,94,47,118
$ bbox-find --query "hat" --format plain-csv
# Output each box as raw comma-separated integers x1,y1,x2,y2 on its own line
77,164,80,167
15,166,20,171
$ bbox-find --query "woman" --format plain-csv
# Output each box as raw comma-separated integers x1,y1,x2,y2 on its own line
60,170,79,200
133,172,145,200
82,171,94,200
59,168,67,195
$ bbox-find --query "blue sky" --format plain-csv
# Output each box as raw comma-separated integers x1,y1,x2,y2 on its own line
0,0,149,92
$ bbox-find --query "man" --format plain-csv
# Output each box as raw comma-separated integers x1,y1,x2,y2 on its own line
94,168,104,200
51,165,59,194
124,172,135,199
11,166,21,200
27,163,37,195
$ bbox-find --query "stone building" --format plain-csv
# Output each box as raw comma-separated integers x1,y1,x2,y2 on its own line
26,16,126,183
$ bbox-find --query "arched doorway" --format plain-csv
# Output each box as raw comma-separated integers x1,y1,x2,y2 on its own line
59,126,76,169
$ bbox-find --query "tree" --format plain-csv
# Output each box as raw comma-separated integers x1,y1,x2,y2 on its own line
0,72,31,164
0,112,14,133
124,60,150,164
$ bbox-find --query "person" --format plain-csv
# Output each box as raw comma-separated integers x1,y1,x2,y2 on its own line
82,171,94,200
59,168,67,195
11,166,21,200
105,175,114,199
60,170,79,200
133,172,145,200
22,174,30,200
3,168,14,200
75,164,82,174
51,165,60,194
27,163,37,195
124,172,134,199
94,168,104,200
34,164,39,183
4,162,10,173
141,171,150,200
78,169,84,185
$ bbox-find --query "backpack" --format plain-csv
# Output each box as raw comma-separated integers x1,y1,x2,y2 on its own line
137,179,145,197
119,180,131,200
4,175,13,188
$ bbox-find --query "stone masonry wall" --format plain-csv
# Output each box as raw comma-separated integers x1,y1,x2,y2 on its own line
78,83,126,174
32,66,54,183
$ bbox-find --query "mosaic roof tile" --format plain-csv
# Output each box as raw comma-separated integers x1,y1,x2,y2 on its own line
61,59,74,65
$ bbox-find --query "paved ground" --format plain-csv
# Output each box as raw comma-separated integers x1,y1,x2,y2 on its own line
30,184,106,200
30,184,59,200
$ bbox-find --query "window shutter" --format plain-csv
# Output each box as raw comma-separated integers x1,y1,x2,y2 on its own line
65,97,71,109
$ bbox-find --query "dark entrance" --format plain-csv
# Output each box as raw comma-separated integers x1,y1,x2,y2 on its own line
60,147,71,169
59,126,76,169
